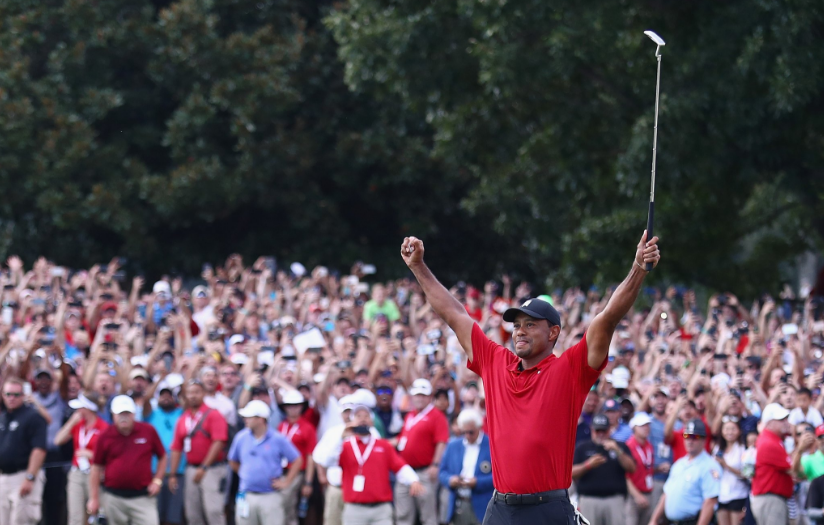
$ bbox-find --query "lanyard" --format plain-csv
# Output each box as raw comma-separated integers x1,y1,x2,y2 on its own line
349,437,376,473
404,404,434,431
185,409,204,435
78,425,97,450
635,443,652,468
280,422,300,441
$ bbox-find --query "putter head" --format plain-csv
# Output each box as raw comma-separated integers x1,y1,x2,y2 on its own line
644,31,666,46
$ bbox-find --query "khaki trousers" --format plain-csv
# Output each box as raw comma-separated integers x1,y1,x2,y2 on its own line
323,485,344,525
577,494,626,525
394,468,438,525
650,479,665,516
625,492,653,525
452,497,481,525
0,470,44,525
237,492,283,525
342,502,393,525
101,492,159,525
184,465,227,525
67,469,90,525
281,472,304,525
750,493,789,525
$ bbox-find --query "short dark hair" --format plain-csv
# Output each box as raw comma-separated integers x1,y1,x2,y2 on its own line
434,389,449,400
798,387,812,398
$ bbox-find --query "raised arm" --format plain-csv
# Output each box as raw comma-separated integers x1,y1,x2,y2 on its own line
586,231,660,369
401,237,474,361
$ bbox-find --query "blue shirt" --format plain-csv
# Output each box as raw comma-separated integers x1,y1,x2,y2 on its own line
146,406,185,474
663,451,721,520
228,428,300,493
611,422,632,443
649,414,672,481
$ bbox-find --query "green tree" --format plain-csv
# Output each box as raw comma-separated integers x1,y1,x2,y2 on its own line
328,0,824,295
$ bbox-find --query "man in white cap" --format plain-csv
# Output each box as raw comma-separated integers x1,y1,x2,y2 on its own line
751,403,792,525
88,395,167,525
320,403,425,525
191,285,215,334
277,390,316,525
394,378,449,525
313,394,378,525
229,400,303,525
624,412,654,525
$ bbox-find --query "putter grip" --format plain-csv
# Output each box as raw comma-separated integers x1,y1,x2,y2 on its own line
645,201,655,272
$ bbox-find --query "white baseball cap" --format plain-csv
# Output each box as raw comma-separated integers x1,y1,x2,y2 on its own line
238,400,271,419
338,394,355,414
111,395,137,415
192,285,210,298
281,390,305,405
153,281,171,295
607,367,631,389
761,403,790,424
630,412,652,428
228,334,245,346
69,393,98,412
409,378,433,396
350,388,377,409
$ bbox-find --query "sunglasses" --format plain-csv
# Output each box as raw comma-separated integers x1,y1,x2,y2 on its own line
376,388,393,395
593,428,609,434
683,434,703,440
722,416,739,423
3,392,23,398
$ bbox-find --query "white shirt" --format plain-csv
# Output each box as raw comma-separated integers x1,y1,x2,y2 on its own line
317,395,344,440
313,423,380,487
204,392,237,427
458,432,483,498
789,407,824,427
715,443,750,504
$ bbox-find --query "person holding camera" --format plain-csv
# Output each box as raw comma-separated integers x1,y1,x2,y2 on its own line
393,378,449,525
332,403,425,525
228,400,303,525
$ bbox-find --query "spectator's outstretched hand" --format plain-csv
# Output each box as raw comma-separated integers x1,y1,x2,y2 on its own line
635,230,660,269
401,237,425,267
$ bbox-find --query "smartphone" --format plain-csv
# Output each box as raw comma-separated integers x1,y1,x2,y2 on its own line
1,307,12,325
352,425,370,436
23,383,32,396
664,363,673,375
361,264,376,275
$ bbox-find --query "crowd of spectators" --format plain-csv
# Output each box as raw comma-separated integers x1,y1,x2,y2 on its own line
0,253,823,525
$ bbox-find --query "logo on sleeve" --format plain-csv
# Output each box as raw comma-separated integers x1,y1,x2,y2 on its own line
711,469,720,480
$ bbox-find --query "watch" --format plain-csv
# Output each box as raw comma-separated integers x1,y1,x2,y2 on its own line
25,473,35,482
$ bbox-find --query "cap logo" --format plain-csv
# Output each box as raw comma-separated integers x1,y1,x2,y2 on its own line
522,300,532,307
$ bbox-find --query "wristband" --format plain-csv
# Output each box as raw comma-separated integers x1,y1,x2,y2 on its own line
634,259,648,272
152,478,163,487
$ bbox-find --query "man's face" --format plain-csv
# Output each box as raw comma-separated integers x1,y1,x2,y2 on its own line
511,313,558,360
114,412,135,434
2,383,24,411
285,404,303,419
220,366,241,391
693,393,706,412
652,393,668,415
583,392,599,414
680,403,696,422
412,394,430,411
726,396,743,416
67,375,81,398
158,391,176,410
244,416,264,433
633,423,651,440
131,377,148,396
461,422,481,444
194,295,209,309
35,374,52,395
186,384,205,407
605,410,620,425
591,427,608,444
781,388,796,409
201,370,218,392
372,285,386,304
375,385,393,409
352,408,372,427
434,394,449,413
798,393,812,410
94,373,114,396
333,381,352,400
684,435,705,455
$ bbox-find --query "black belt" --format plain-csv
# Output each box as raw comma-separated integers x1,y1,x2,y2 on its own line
670,518,698,525
492,489,568,505
349,502,390,507
187,462,227,468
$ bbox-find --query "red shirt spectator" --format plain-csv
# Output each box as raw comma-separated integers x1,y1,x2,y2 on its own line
397,382,450,469
626,434,654,493
278,418,317,471
71,417,108,468
94,421,165,491
752,427,793,498
340,437,409,504
171,403,228,465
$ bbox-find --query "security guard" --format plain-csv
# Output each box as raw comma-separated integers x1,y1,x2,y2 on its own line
647,419,720,525
0,378,48,525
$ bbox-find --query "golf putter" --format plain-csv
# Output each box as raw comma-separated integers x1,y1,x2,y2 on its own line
644,30,665,271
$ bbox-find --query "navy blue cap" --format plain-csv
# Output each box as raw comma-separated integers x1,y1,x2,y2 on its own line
603,399,620,412
592,414,610,429
503,298,561,327
684,418,708,437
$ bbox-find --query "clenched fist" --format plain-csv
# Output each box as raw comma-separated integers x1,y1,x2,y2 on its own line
401,237,425,267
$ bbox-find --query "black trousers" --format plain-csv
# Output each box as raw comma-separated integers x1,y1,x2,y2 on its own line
481,496,578,525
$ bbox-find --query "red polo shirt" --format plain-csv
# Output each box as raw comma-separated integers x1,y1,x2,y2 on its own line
752,428,793,498
93,422,165,491
626,436,654,493
278,419,317,471
71,418,109,468
340,437,407,504
468,323,605,493
171,405,228,465
397,404,450,469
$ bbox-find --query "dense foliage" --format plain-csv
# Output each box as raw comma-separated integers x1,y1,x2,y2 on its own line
1,0,822,294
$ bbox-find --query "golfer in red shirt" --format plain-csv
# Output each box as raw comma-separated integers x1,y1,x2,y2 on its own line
401,231,660,525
